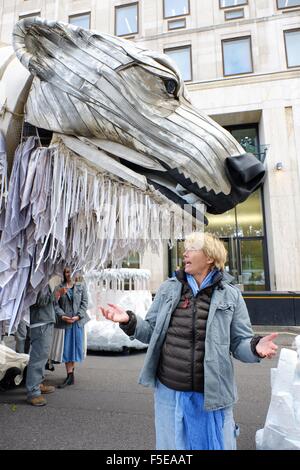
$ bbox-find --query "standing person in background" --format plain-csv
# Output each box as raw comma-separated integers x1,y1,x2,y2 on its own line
101,232,278,450
55,267,89,388
15,315,30,354
26,284,66,406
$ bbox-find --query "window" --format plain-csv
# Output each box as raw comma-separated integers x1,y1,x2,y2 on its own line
122,252,140,289
19,12,40,20
225,9,244,20
284,29,300,67
277,0,300,9
69,13,91,29
168,18,186,30
164,0,190,18
115,2,138,37
164,46,192,81
122,252,140,269
222,36,253,76
219,0,247,7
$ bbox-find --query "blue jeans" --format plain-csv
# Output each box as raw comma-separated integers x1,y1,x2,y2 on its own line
26,323,54,398
154,380,239,450
15,319,30,354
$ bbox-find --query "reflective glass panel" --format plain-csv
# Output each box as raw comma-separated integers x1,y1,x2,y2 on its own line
122,252,140,289
223,37,252,75
116,4,138,36
164,0,189,17
165,46,192,81
225,9,244,19
168,18,186,29
240,239,266,291
277,0,300,8
69,14,90,29
231,127,259,154
285,30,300,67
122,252,140,269
220,0,247,6
236,190,264,237
206,209,236,237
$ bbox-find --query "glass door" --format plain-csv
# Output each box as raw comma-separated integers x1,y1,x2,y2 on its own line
240,238,266,290
221,237,267,291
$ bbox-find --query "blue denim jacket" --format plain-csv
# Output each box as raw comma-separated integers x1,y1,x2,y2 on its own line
54,282,90,329
129,273,260,411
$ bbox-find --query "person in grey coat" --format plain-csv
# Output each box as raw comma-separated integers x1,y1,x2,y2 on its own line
101,232,278,450
26,284,66,406
55,267,89,388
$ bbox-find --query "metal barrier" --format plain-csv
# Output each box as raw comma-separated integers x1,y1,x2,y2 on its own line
243,292,300,326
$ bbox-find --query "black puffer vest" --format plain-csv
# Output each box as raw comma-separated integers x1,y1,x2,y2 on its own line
157,269,223,392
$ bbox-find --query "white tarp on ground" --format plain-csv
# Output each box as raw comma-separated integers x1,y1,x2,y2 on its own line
85,269,151,351
0,344,28,385
256,336,300,450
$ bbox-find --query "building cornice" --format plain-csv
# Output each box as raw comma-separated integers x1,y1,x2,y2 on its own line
135,10,300,43
186,69,300,91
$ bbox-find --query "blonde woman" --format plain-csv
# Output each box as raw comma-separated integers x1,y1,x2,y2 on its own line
101,232,278,450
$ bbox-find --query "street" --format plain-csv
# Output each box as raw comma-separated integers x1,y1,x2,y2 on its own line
0,333,296,450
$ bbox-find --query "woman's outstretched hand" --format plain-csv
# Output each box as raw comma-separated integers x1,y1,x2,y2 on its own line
256,333,279,359
99,303,129,324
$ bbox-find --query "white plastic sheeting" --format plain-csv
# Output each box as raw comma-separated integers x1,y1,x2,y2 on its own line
0,137,56,335
85,269,152,351
0,138,183,334
256,336,300,450
0,344,28,386
0,130,7,226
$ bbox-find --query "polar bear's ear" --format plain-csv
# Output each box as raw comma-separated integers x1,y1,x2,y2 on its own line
13,17,44,70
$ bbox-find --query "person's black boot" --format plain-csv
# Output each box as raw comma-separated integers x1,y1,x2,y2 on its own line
45,360,55,372
58,372,74,389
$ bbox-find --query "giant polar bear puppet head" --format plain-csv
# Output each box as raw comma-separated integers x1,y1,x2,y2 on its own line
11,17,265,214
0,18,266,334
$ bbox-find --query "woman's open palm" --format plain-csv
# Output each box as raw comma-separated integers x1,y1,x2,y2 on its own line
256,333,278,358
99,303,129,323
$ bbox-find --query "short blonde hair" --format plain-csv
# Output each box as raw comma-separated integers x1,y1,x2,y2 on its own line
184,232,227,271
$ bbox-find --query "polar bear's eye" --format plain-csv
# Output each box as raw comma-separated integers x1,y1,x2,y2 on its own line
164,79,177,95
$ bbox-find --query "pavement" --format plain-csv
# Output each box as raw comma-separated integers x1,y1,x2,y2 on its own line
0,328,298,450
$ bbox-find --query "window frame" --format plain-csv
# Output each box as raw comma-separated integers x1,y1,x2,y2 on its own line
115,2,139,37
222,35,253,77
167,17,187,30
68,12,91,29
164,44,193,82
276,0,300,10
19,11,41,20
219,0,248,9
284,28,300,68
163,0,190,19
224,8,245,20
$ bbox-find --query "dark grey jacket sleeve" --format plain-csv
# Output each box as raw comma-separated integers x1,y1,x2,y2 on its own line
77,284,88,319
119,311,137,336
230,289,261,363
35,286,55,307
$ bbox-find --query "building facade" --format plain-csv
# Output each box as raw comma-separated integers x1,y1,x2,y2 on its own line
1,0,300,292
